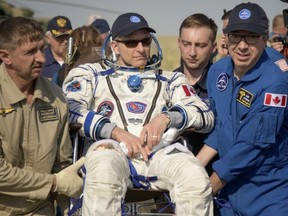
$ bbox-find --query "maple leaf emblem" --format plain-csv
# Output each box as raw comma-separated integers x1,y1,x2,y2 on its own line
273,96,281,104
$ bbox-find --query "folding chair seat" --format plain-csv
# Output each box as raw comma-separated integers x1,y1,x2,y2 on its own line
123,188,175,216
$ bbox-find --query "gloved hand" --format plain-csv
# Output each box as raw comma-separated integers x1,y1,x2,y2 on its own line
54,157,85,198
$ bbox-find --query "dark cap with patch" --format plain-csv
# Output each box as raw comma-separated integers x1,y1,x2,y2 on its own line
223,2,268,35
47,15,73,37
111,12,156,39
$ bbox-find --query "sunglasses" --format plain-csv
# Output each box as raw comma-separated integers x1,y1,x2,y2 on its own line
227,33,261,45
115,37,152,48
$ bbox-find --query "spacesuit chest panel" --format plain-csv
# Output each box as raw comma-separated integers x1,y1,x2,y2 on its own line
94,71,168,136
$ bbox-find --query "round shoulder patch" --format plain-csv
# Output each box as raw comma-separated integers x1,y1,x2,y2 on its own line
239,9,251,20
97,101,114,117
216,73,228,91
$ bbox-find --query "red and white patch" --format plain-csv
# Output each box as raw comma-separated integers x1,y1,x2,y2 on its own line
275,59,288,72
182,85,196,96
264,93,287,107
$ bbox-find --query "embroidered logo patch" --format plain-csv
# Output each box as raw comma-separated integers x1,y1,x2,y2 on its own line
182,85,196,96
66,81,81,92
130,16,141,23
216,73,228,91
275,59,288,72
0,107,15,116
264,93,287,107
239,9,251,19
39,107,58,122
126,102,146,113
97,101,114,117
237,88,254,108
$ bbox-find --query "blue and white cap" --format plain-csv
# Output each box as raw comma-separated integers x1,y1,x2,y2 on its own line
111,12,156,39
223,2,268,35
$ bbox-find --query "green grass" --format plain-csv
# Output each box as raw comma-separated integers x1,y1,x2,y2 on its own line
157,36,180,71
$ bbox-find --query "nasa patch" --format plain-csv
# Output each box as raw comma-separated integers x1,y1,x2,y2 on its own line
97,101,114,117
126,101,146,113
216,73,228,91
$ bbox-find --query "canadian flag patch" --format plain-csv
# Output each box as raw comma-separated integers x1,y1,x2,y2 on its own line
182,85,196,96
264,93,287,107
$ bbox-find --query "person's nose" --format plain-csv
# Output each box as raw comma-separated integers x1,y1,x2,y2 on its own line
36,49,46,64
189,45,196,57
237,38,249,50
136,42,145,52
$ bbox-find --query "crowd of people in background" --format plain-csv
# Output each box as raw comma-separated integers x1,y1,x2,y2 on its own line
0,2,288,216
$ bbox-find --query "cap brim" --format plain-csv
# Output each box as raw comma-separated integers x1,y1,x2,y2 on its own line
223,23,266,34
51,29,73,37
117,25,156,37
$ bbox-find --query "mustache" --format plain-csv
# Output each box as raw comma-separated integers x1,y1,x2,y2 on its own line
32,63,43,68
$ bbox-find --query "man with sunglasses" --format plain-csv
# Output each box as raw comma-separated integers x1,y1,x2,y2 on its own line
197,3,288,216
63,12,214,215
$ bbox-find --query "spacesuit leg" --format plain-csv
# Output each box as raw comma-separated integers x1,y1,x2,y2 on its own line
149,148,213,216
81,141,131,216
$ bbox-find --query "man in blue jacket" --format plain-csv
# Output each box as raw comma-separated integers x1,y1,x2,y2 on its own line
197,2,288,215
42,15,73,79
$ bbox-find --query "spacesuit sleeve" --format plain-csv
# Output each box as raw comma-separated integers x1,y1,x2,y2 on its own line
213,83,288,184
167,72,214,133
63,64,111,140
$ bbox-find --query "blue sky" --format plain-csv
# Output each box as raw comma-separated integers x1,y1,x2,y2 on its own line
9,0,287,36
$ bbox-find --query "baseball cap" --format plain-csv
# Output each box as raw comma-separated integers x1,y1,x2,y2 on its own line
223,2,268,35
91,18,110,34
111,12,156,39
47,15,73,37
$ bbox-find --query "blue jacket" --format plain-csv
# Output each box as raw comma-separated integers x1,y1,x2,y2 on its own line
42,46,62,79
206,49,288,215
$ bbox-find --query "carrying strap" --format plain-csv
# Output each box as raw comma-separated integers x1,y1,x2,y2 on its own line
106,76,129,131
213,197,231,208
68,165,86,216
128,153,157,190
143,69,163,126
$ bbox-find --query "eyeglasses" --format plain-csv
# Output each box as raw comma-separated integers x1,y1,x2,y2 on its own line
115,37,152,48
227,34,261,45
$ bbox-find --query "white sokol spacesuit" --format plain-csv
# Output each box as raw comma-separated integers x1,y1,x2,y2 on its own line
63,47,214,215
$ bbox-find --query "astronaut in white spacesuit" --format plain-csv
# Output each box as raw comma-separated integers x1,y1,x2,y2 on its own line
63,12,214,216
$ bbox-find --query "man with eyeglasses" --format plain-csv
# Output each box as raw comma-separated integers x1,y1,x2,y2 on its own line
63,12,214,215
197,2,288,216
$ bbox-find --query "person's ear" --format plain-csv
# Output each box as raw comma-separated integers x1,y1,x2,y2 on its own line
262,34,269,42
45,34,52,44
111,40,119,55
212,41,217,53
0,49,11,65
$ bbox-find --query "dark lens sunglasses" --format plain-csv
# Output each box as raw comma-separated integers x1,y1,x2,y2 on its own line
116,37,152,48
